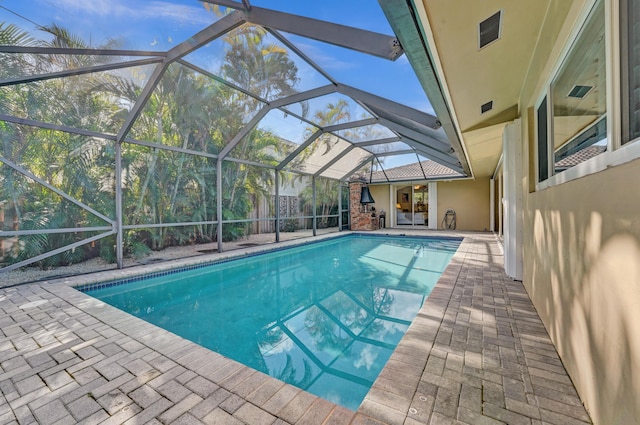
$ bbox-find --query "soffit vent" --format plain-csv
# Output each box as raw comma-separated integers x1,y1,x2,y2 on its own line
479,11,502,49
481,100,494,114
567,85,593,98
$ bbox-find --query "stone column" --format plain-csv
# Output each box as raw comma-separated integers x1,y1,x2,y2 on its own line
349,182,378,231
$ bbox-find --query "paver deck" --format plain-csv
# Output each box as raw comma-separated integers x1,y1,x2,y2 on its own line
0,231,592,424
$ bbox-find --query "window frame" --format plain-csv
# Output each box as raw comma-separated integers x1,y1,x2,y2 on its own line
535,0,640,191
535,94,551,183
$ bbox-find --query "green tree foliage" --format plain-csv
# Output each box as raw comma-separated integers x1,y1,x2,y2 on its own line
0,19,303,268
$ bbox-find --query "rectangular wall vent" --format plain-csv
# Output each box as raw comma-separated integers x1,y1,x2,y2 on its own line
479,11,502,49
481,100,494,114
567,85,593,98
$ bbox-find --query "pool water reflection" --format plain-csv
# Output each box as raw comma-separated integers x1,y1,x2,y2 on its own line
85,235,460,410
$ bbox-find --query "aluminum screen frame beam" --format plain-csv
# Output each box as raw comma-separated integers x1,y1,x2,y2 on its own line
0,58,162,87
337,84,440,129
378,0,472,176
202,1,403,60
0,115,117,141
378,119,461,169
0,46,167,57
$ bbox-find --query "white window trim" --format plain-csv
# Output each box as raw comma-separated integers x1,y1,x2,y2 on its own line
537,139,640,189
534,0,640,191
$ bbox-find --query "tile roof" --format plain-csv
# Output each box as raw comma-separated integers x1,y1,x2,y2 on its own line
555,145,606,170
369,159,463,182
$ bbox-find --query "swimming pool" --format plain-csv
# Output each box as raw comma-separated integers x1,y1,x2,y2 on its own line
83,234,461,410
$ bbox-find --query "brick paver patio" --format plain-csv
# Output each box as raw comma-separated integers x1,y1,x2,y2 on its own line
0,231,592,424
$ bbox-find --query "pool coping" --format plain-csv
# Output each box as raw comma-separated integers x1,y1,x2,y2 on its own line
3,230,592,424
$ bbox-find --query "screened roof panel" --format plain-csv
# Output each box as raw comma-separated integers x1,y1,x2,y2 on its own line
377,153,424,174
229,109,318,163
127,62,266,154
285,134,351,174
319,146,371,180
0,64,157,135
182,23,332,102
0,1,222,51
282,33,433,113
371,154,462,182
281,92,373,126
361,141,413,155
0,0,468,185
332,124,397,143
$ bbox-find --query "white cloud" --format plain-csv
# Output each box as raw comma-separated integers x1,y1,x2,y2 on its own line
43,0,213,26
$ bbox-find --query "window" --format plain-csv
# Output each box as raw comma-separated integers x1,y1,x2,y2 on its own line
536,0,640,188
622,0,640,144
550,0,606,175
537,96,549,182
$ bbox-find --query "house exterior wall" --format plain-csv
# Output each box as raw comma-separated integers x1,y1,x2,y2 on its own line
368,185,392,227
437,178,491,231
518,1,640,423
523,158,640,425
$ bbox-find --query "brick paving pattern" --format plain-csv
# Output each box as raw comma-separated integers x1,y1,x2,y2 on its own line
0,232,592,424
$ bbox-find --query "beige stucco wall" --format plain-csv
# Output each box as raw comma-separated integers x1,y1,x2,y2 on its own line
522,159,640,425
368,185,391,227
516,3,640,422
437,178,490,231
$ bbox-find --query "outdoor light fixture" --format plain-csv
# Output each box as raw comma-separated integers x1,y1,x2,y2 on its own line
360,185,375,204
360,158,376,205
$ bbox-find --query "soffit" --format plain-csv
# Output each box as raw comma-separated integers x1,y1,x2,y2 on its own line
416,0,577,177
463,123,506,178
420,0,549,133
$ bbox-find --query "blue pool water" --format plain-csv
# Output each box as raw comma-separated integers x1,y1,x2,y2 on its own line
84,234,460,410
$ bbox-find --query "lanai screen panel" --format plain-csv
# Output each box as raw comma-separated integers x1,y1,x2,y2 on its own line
229,109,318,164
285,134,352,175
377,153,425,179
248,0,393,34
332,124,397,143
226,164,276,222
319,146,371,180
282,33,431,112
127,62,265,155
314,176,340,229
360,141,413,155
121,143,218,226
0,64,158,136
182,23,333,102
0,1,224,50
0,123,116,221
281,93,373,126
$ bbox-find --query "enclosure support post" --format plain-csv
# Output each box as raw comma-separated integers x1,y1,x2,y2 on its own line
490,178,495,232
115,142,124,269
217,159,223,253
312,176,317,237
275,171,280,243
338,184,343,231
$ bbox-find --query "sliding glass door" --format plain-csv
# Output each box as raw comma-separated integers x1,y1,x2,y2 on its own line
394,185,428,227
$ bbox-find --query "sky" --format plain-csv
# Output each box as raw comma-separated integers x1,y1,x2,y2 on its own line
0,0,438,170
